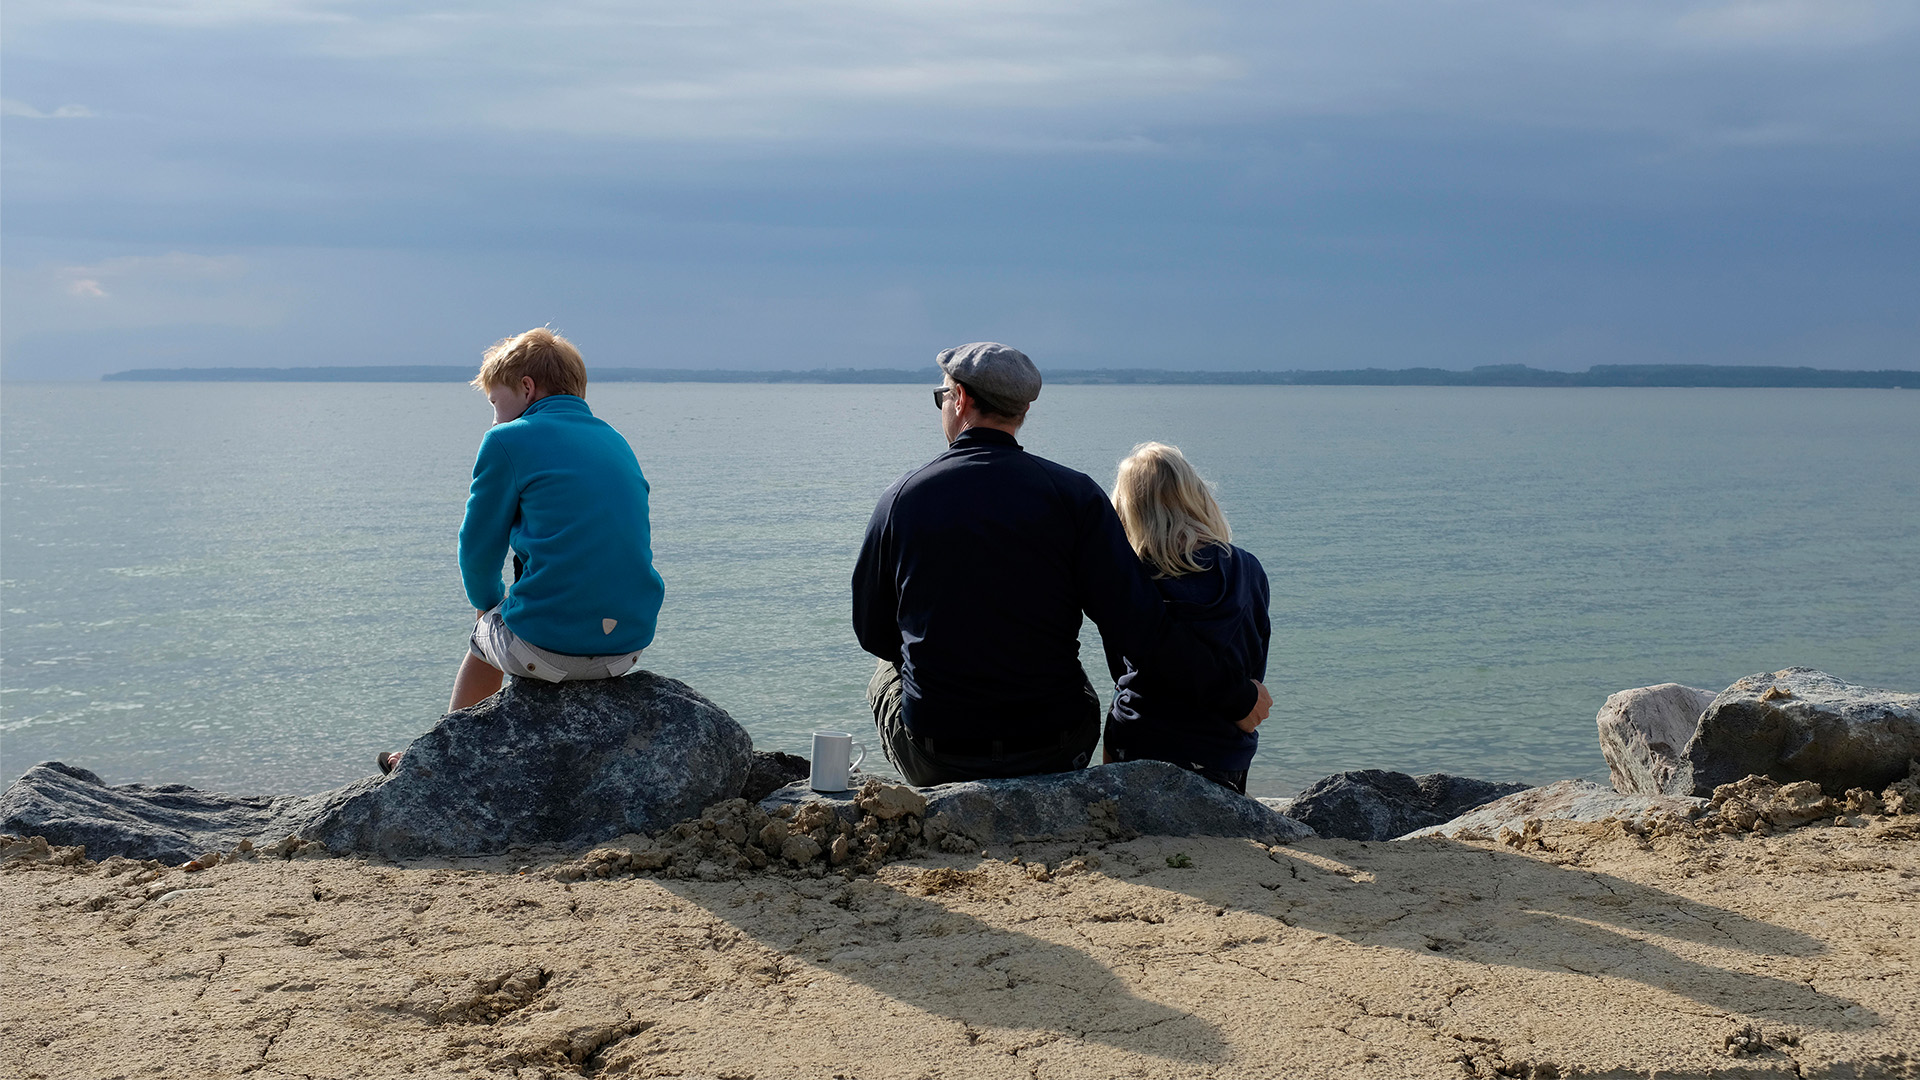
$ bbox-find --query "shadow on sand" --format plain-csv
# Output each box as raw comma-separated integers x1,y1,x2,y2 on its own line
661,873,1231,1065
659,830,1876,1069
1152,834,1878,1031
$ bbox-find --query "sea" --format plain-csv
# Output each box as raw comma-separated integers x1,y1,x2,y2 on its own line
3,382,1916,799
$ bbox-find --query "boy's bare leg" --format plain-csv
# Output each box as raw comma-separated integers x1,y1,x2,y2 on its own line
450,652,505,712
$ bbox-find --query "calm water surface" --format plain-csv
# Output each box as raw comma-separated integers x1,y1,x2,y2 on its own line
3,383,1915,798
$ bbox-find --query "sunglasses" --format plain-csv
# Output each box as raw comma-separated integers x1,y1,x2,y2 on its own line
933,386,953,410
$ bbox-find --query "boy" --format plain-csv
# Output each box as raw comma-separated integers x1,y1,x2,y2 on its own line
380,328,665,773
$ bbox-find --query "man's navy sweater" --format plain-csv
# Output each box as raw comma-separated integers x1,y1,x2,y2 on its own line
1105,543,1270,773
851,427,1257,744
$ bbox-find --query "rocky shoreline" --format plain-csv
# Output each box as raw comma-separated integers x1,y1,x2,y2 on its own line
3,668,1325,867
5,666,1919,1078
5,665,1915,867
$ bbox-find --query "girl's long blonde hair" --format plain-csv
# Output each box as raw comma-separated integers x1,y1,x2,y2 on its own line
1112,441,1232,578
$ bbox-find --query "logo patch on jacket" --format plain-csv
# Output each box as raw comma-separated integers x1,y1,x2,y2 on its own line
602,618,618,634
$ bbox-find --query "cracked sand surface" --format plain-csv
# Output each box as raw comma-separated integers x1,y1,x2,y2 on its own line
4,820,1917,1079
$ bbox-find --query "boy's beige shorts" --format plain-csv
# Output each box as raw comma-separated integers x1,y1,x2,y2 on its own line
468,608,641,683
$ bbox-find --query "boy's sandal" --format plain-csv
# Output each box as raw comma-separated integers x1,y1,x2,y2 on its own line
377,751,403,775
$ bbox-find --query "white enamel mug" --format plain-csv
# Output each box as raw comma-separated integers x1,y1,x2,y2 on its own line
809,730,867,792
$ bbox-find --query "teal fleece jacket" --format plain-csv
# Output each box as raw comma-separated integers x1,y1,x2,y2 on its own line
457,394,665,656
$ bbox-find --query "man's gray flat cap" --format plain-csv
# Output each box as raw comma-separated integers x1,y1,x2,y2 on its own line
936,342,1042,406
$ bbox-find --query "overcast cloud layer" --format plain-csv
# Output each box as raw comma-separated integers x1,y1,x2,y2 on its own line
3,0,1917,377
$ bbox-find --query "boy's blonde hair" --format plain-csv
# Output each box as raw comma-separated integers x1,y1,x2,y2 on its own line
471,327,588,397
1113,441,1233,578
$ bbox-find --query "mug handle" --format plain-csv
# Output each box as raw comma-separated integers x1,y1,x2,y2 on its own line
849,743,867,774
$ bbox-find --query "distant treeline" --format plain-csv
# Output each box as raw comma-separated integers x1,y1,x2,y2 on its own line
102,363,1916,388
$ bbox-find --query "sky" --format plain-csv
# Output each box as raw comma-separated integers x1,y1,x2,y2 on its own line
3,0,1917,379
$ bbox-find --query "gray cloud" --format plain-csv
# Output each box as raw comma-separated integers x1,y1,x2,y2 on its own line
14,1,1916,143
2,0,1915,377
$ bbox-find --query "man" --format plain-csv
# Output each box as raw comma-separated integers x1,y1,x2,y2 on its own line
852,342,1270,785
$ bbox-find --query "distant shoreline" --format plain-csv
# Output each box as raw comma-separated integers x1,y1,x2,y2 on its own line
98,363,1916,388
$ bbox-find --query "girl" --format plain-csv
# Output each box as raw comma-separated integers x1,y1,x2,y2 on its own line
1104,442,1271,793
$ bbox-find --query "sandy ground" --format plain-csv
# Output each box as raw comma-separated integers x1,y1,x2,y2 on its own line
4,817,1918,1080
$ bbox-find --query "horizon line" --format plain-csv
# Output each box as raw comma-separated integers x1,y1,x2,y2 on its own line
84,362,1920,389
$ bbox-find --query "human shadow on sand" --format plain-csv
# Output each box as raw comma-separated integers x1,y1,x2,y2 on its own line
1144,834,1879,1031
660,872,1230,1065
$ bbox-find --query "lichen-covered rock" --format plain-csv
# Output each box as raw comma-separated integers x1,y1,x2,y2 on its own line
1400,779,1708,840
0,671,753,861
762,760,1312,847
1597,683,1717,795
308,672,752,858
1679,669,1920,797
1287,770,1531,841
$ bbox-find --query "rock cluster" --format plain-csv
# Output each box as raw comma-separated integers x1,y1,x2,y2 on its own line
1286,770,1530,841
12,660,1911,868
762,759,1313,847
1386,668,1916,842
1597,669,1919,799
0,762,333,866
1428,763,1920,849
549,778,932,882
545,762,1322,884
1,695,1310,870
0,672,754,862
1690,766,1917,836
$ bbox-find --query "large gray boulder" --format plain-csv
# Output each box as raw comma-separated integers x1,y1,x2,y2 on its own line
0,671,753,861
1597,683,1717,795
306,673,752,858
1400,779,1708,840
761,760,1313,845
1679,668,1920,797
1286,770,1531,841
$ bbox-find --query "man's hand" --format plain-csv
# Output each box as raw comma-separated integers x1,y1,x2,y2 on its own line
1236,680,1272,733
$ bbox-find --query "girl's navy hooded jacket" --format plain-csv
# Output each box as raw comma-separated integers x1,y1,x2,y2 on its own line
1103,543,1270,773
